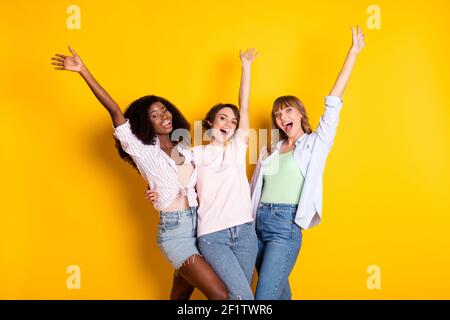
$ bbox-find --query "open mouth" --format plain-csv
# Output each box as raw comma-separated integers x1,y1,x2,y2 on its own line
161,120,172,129
282,121,293,132
219,128,229,137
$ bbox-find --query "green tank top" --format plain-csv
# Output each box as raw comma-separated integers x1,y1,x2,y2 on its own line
260,150,305,204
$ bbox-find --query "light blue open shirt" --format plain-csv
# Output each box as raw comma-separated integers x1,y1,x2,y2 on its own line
250,96,343,230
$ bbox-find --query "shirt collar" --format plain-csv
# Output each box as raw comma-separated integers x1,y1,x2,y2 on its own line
155,137,191,165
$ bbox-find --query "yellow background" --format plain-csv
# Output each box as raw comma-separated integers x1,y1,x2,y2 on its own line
1,0,449,299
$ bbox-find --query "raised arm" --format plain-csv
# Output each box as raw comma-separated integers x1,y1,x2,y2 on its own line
238,48,257,137
51,46,126,127
329,26,365,98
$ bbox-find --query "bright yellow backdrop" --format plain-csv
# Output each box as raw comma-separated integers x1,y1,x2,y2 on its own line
1,0,449,299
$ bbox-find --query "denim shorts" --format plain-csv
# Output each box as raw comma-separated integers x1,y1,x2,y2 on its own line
157,207,200,270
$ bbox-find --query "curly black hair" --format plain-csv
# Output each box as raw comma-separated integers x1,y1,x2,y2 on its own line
114,95,190,169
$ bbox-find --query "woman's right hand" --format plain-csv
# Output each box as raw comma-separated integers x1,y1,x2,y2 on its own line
51,46,84,73
145,189,159,205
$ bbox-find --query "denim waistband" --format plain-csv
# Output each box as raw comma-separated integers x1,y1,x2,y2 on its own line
259,202,298,209
159,206,197,219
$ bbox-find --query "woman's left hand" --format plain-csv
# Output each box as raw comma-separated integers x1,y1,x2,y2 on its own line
240,48,258,66
350,25,366,55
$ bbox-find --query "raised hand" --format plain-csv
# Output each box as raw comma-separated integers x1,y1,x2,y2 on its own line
240,48,258,66
51,46,125,126
237,48,257,137
51,46,84,72
329,26,366,98
350,25,366,55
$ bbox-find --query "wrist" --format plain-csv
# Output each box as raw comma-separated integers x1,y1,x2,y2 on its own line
79,65,89,76
348,48,360,57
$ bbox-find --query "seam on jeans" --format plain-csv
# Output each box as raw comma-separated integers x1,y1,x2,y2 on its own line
272,222,296,299
162,217,181,232
191,209,196,235
272,208,295,224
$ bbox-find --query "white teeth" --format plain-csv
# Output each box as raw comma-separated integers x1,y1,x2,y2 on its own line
162,120,171,126
283,122,293,131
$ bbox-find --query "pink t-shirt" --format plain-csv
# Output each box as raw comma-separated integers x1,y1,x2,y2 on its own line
192,136,253,237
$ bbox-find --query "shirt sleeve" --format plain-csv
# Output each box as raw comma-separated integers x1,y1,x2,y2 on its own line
113,119,151,157
314,96,343,149
232,134,248,163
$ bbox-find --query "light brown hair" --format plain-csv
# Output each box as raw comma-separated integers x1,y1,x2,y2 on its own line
272,95,312,141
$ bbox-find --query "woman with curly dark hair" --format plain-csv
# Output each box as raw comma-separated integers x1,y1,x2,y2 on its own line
51,47,228,300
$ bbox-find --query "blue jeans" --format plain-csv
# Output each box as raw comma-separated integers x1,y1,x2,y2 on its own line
197,222,258,300
255,203,302,300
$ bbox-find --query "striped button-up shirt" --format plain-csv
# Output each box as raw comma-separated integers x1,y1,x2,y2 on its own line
114,120,198,211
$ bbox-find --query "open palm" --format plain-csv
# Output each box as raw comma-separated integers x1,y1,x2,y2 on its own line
51,46,84,72
240,48,258,65
350,25,366,54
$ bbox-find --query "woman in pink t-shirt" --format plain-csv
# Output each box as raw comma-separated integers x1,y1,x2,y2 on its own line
191,49,258,300
147,49,258,300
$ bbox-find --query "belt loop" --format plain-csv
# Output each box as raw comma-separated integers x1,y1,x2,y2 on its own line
230,227,237,242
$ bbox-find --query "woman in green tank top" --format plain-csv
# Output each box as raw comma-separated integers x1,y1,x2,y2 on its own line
251,26,366,300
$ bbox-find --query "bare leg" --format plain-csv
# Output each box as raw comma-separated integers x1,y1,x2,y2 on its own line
174,254,229,300
170,271,195,300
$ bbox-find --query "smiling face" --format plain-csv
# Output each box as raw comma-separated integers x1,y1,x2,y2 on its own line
273,105,303,139
210,107,238,143
272,96,311,140
148,101,173,135
202,103,240,145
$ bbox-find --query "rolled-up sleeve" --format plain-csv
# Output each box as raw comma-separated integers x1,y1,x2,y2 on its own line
325,96,343,109
113,119,150,157
314,96,343,148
